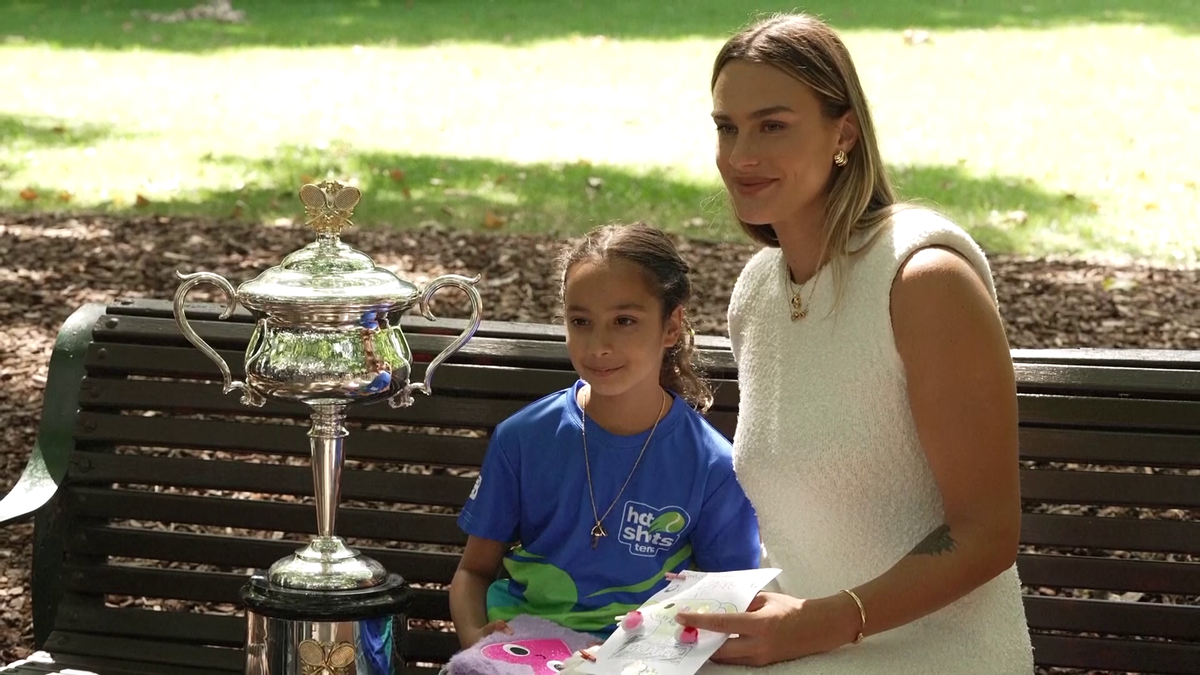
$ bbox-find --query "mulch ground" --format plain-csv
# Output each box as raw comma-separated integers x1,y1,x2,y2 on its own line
1,212,1197,664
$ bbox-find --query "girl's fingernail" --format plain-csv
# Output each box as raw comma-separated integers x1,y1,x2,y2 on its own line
678,626,699,644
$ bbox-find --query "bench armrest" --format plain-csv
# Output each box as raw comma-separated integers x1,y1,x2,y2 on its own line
0,304,106,526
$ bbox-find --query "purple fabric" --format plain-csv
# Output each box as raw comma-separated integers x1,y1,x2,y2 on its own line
448,615,595,675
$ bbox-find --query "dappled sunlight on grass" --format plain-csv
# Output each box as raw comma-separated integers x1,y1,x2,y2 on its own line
1,5,1197,262
3,0,1198,52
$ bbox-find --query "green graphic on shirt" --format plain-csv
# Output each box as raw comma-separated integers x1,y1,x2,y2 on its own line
485,544,693,632
649,511,687,534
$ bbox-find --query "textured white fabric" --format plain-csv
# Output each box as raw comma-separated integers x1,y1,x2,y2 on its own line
707,209,1034,674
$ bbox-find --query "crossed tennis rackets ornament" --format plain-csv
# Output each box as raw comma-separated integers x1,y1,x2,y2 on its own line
297,638,356,675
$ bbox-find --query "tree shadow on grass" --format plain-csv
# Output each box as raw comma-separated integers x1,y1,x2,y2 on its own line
0,114,118,151
4,0,1198,52
3,147,1102,256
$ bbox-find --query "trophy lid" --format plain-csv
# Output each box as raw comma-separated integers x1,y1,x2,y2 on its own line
237,181,419,313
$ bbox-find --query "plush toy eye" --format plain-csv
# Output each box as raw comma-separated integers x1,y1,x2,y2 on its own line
503,644,531,657
548,660,565,671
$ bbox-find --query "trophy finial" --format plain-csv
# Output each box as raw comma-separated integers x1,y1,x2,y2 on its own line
299,180,361,237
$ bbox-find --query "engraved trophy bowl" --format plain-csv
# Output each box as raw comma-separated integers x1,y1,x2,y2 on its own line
171,180,483,674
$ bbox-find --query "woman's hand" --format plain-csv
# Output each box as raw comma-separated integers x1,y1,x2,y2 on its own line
676,591,861,667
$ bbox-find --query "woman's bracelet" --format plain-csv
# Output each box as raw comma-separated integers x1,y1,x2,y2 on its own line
839,588,866,645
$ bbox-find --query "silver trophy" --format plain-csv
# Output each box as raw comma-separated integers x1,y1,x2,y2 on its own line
172,181,483,674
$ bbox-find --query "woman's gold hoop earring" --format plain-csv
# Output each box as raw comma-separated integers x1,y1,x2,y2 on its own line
834,150,848,167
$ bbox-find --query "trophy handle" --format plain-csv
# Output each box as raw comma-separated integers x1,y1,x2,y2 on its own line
389,273,483,408
173,271,260,405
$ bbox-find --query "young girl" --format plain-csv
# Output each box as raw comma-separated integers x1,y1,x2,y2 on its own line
449,223,761,648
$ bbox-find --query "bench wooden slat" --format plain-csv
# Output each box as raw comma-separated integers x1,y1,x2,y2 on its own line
1024,595,1200,641
79,376,526,426
60,563,453,621
1017,553,1200,595
1020,513,1200,555
70,526,460,585
75,411,490,466
1029,633,1200,674
1018,468,1200,508
1018,427,1200,468
1018,393,1200,432
37,633,237,674
56,603,457,663
1015,362,1200,400
68,487,466,545
69,451,475,509
77,376,741,439
84,341,743,411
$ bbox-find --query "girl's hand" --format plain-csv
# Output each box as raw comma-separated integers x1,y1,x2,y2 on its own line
675,592,861,666
462,619,512,648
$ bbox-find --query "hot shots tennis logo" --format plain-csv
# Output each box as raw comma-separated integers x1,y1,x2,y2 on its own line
620,501,691,556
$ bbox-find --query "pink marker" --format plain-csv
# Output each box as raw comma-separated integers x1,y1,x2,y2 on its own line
679,626,699,644
621,610,644,631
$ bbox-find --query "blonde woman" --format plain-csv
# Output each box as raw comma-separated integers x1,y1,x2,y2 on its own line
676,14,1035,673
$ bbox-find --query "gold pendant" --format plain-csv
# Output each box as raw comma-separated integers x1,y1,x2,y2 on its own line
591,521,608,548
790,293,807,321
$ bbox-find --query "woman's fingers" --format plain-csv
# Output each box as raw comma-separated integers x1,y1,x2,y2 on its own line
675,609,757,635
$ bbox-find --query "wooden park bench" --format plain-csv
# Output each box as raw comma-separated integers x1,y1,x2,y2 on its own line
1,298,1197,675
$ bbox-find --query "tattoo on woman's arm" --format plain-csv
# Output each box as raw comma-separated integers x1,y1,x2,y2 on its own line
908,524,957,556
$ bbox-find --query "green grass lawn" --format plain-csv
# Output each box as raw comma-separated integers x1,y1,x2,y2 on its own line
3,1,1198,262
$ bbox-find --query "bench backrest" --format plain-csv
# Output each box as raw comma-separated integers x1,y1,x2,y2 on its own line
33,300,1200,674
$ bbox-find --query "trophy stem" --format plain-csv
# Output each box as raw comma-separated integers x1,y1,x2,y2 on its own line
308,404,348,539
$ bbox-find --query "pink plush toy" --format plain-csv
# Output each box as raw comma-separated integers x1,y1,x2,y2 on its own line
447,615,597,675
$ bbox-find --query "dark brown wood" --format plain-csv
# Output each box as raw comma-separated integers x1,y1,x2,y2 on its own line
29,636,235,675
74,411,491,467
1020,513,1200,555
83,341,742,410
1017,427,1200,468
67,487,467,545
1029,633,1200,674
60,563,453,621
69,525,460,584
1016,553,1200,595
1014,362,1200,400
1018,393,1200,432
1024,595,1200,641
1018,468,1200,508
68,452,476,509
17,299,1200,674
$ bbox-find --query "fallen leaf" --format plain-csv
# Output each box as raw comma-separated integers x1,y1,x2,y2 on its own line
300,174,315,184
57,191,73,202
902,28,933,45
495,174,508,184
135,194,151,207
389,169,406,182
402,187,412,200
18,188,38,202
51,125,65,134
483,210,507,229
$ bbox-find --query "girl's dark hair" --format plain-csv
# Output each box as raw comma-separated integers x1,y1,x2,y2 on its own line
558,223,714,413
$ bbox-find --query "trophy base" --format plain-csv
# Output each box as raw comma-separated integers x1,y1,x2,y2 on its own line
241,572,411,675
268,536,390,591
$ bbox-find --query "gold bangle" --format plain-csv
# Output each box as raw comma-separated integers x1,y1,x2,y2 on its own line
839,589,866,645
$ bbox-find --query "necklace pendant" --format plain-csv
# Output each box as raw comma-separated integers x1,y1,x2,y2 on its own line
590,522,608,548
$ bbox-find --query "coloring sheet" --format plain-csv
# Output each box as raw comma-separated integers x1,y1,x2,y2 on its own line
576,568,781,675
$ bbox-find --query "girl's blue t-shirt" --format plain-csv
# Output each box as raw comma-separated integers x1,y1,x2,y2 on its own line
457,380,761,634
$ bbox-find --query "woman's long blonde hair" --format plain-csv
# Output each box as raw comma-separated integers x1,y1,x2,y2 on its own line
713,13,904,295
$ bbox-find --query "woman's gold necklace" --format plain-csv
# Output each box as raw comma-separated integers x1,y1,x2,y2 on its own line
581,388,669,549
